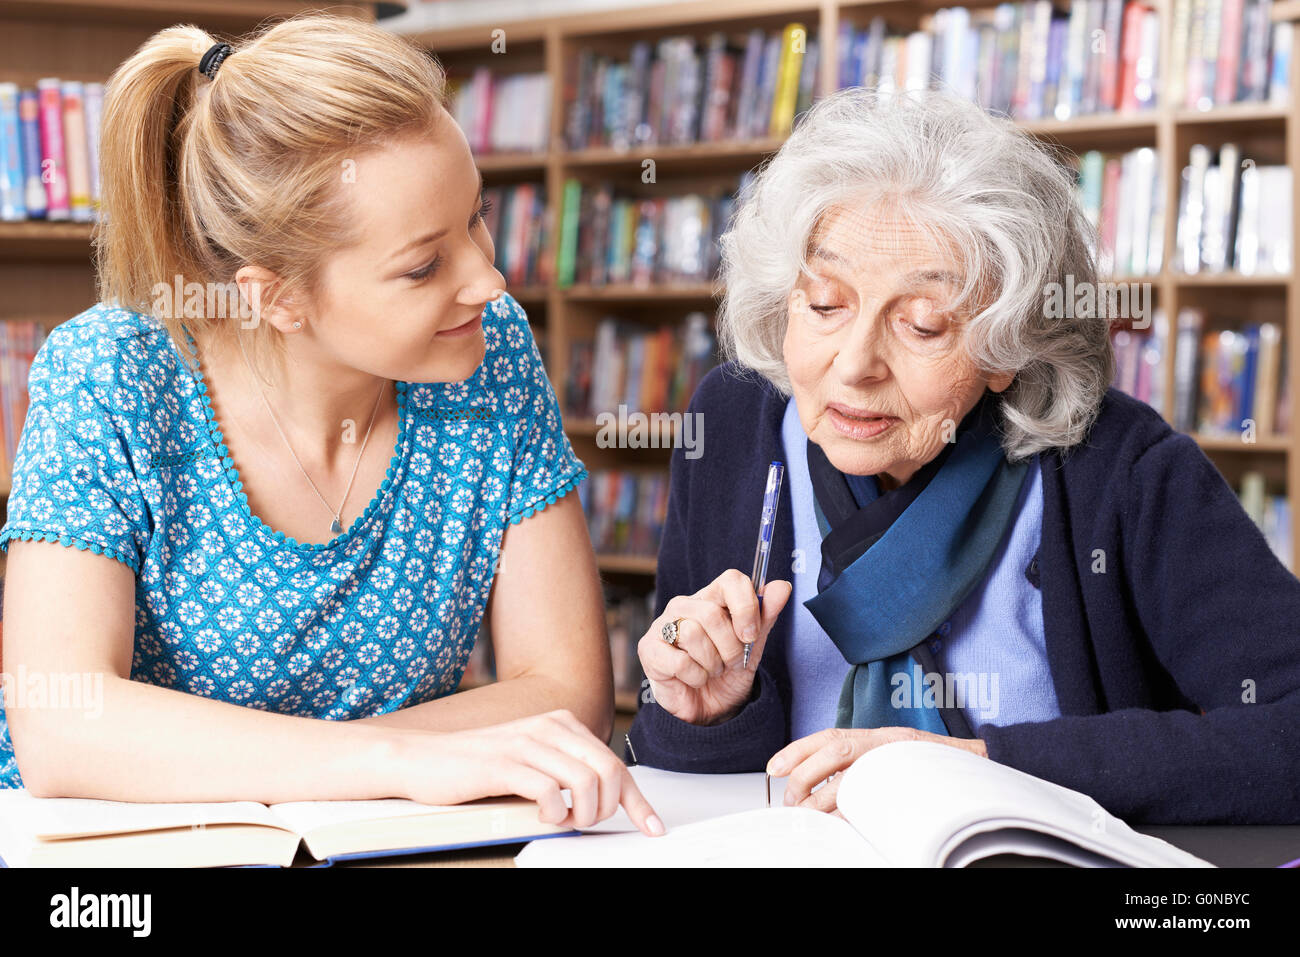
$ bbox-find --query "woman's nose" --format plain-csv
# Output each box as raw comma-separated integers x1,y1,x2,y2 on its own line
831,311,890,384
461,265,507,307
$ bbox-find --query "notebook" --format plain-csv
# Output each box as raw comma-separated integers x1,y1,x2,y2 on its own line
515,741,1214,867
0,791,573,867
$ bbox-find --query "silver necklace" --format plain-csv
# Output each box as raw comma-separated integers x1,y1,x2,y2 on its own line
234,335,386,536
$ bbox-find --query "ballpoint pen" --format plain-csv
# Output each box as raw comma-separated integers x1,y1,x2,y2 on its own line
747,460,784,670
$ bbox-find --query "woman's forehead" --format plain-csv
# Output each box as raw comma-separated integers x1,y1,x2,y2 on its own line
807,206,964,278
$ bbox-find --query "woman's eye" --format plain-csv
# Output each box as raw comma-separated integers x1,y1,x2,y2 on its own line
405,254,443,281
472,195,494,227
810,304,840,314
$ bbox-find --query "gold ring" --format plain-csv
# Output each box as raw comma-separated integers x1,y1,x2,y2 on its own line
661,617,686,646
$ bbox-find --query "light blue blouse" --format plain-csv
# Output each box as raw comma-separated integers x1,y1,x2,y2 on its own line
780,396,1060,739
0,292,585,788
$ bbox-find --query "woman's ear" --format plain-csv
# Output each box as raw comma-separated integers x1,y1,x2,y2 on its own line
988,370,1016,394
234,265,309,334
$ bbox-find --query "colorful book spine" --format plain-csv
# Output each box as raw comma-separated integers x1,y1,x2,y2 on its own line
36,78,69,220
0,83,25,220
85,81,105,216
18,89,46,219
60,81,93,223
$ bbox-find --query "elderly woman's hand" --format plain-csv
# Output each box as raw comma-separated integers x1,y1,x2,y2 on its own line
637,569,792,726
767,728,988,814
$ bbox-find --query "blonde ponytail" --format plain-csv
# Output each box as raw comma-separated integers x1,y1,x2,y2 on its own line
93,12,448,365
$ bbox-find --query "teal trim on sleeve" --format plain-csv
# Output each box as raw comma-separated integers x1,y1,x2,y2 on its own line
506,468,588,526
0,528,140,572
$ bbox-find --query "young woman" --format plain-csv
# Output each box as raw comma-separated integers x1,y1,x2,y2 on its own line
0,13,662,836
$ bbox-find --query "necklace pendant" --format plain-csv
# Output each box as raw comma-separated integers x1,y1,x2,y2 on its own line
330,517,343,534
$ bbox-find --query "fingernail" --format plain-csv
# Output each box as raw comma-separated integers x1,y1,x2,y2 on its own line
768,759,786,776
743,624,756,642
646,814,665,836
783,789,795,806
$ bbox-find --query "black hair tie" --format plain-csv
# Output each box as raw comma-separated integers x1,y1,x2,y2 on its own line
198,42,233,81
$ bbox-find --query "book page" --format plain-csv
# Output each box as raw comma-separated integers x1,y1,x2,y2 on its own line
0,788,284,841
835,741,1212,867
516,806,886,867
583,766,788,833
267,798,491,836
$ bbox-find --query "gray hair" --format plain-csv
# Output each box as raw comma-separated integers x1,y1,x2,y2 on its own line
717,86,1115,461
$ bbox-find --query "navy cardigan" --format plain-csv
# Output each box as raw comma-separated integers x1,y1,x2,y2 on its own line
625,363,1300,825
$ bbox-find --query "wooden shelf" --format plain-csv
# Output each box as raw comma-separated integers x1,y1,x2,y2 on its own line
1193,434,1292,453
562,137,785,173
0,220,95,261
472,151,549,173
1173,272,1293,287
596,553,657,576
1017,111,1158,150
563,282,720,302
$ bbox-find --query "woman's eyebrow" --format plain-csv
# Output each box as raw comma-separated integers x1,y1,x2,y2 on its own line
384,169,485,265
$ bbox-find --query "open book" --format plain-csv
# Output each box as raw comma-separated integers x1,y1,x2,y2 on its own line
0,791,573,867
516,741,1214,867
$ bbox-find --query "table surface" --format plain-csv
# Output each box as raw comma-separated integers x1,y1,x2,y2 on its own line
330,825,1300,868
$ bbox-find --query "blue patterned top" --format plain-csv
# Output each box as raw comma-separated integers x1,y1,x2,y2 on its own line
0,292,586,789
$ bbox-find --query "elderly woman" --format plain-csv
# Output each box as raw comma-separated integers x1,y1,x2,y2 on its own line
626,87,1300,825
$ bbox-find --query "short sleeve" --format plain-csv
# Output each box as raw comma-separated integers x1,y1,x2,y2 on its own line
0,331,148,572
495,295,586,524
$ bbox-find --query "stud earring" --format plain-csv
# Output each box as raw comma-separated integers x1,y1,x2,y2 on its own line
292,321,302,329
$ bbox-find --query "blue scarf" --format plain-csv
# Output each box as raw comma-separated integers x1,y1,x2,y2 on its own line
802,391,1029,735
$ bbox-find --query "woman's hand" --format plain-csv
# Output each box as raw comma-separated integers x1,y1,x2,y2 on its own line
392,709,664,836
637,569,793,726
767,727,988,814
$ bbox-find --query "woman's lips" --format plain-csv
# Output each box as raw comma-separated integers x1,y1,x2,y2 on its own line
436,310,484,338
827,404,897,439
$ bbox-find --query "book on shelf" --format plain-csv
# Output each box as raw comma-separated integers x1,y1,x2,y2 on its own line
1172,0,1291,109
1110,306,1167,413
0,78,103,223
1076,147,1163,276
1171,307,1287,440
840,1,1158,120
564,24,819,150
578,469,669,559
516,741,1212,867
556,176,749,288
1238,470,1292,570
0,320,45,480
480,183,551,287
0,788,573,868
447,68,551,155
1175,143,1292,276
567,309,717,419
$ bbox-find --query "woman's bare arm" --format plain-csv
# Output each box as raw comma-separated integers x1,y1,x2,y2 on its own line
355,492,614,739
3,539,400,803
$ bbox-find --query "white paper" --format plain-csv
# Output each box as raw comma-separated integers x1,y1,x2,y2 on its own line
582,765,787,833
516,806,885,867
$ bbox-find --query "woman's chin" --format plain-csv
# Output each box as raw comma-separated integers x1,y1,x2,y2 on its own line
819,438,893,477
409,334,486,384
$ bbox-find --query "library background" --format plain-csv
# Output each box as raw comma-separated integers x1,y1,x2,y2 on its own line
0,0,1297,749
